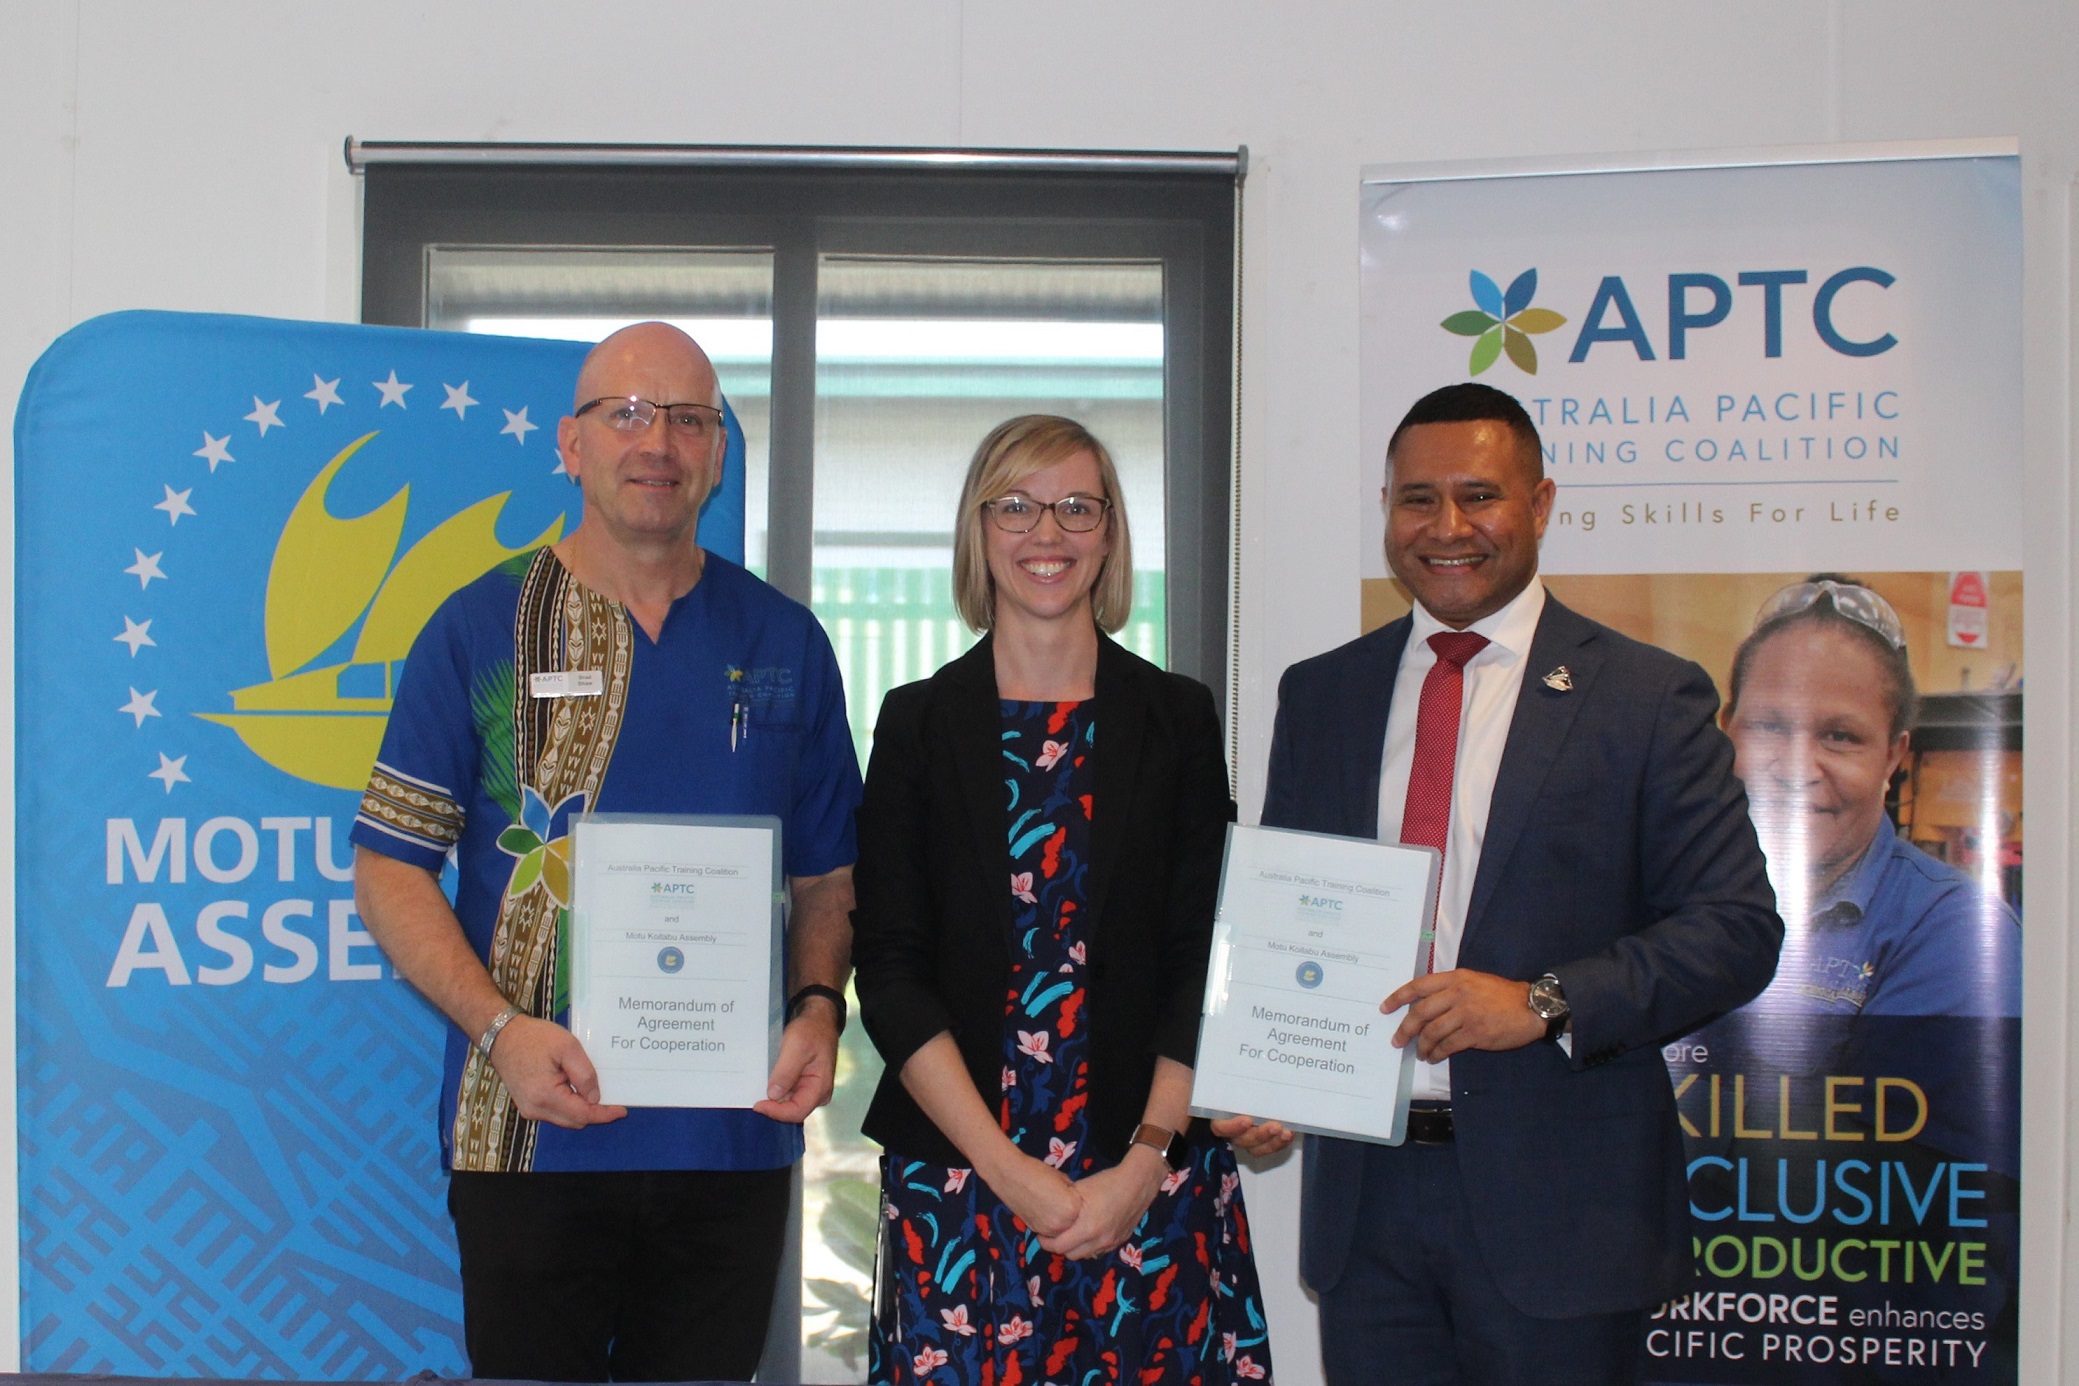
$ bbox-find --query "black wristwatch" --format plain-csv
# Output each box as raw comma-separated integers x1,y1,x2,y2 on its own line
1129,1122,1191,1172
1527,973,1570,1042
786,983,848,1035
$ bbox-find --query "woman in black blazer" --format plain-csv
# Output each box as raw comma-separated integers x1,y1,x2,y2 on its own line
854,415,1283,1386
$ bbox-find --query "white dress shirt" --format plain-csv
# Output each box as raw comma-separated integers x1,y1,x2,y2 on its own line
1377,578,1546,1101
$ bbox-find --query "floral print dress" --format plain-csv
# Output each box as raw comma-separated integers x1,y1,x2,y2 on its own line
871,699,1274,1386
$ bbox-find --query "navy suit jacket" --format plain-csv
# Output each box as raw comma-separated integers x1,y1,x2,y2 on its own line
1263,595,1780,1318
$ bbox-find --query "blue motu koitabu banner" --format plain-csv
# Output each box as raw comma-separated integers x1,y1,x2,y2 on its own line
1359,149,2023,1382
14,311,745,1375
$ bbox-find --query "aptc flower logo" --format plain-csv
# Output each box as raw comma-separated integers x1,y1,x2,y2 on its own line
1440,269,1568,376
496,785,586,906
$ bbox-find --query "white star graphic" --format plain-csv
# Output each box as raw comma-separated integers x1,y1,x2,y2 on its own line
245,397,285,436
154,485,196,525
374,370,413,408
125,549,167,589
501,407,539,444
119,687,161,727
306,375,344,413
441,382,478,419
114,617,155,656
550,448,568,477
148,753,190,794
194,432,234,471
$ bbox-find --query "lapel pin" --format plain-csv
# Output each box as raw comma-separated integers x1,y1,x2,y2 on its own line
1542,665,1574,693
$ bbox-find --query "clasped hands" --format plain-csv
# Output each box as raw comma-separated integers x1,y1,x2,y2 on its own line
987,1145,1167,1261
983,1114,1297,1261
486,999,843,1130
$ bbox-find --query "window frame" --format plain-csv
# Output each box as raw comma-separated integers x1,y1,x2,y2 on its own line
359,159,1238,712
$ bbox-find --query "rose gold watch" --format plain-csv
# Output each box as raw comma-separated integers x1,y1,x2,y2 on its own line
1129,1122,1190,1172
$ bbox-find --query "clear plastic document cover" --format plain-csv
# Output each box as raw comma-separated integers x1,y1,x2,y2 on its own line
1189,824,1438,1145
568,814,784,1108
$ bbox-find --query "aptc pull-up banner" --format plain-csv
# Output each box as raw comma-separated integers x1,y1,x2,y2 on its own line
14,310,745,1375
1359,147,2022,1382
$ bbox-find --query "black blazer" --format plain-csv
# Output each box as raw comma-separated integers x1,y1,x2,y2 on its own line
853,633,1235,1167
1266,598,1781,1316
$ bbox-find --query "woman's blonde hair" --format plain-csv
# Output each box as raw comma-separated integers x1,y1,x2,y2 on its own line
952,415,1133,634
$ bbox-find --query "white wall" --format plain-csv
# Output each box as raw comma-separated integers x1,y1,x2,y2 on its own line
3,1,2074,1379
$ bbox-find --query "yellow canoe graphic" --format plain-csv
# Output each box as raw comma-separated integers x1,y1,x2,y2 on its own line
199,432,564,788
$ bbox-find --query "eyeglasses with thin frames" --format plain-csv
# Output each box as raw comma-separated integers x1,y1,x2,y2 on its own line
575,396,725,438
982,493,1111,534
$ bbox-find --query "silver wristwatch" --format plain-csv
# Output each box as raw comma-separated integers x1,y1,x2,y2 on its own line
1527,973,1569,1041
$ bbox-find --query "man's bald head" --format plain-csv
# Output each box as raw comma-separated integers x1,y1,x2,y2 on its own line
573,322,722,413
555,320,729,570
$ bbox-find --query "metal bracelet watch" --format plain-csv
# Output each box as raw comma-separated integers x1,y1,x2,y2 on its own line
1527,973,1570,1042
786,983,848,1035
1128,1122,1191,1172
475,1003,521,1057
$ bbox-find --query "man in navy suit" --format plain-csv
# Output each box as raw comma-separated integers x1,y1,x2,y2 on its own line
1260,383,1781,1384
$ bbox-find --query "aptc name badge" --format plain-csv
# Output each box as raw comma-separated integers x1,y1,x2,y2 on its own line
1189,824,1438,1145
530,670,605,699
568,813,784,1108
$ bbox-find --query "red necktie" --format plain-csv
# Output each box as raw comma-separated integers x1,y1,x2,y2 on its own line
1401,631,1489,970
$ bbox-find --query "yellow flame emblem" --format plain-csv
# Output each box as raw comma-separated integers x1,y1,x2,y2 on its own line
199,432,564,788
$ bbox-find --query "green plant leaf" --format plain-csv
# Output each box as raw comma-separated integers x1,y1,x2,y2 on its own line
1507,307,1567,334
804,1277,872,1370
1468,326,1504,376
805,1277,871,1314
1440,310,1499,337
798,1172,882,1370
1503,326,1539,375
819,1174,884,1277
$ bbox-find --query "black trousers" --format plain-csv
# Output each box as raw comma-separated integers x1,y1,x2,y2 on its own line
448,1167,792,1382
1320,1140,1646,1386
